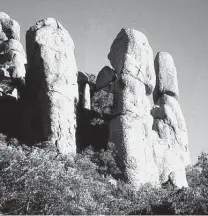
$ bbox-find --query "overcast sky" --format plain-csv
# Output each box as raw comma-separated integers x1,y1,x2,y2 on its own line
1,0,208,163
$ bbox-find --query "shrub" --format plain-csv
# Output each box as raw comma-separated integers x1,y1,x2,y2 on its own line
1,134,208,215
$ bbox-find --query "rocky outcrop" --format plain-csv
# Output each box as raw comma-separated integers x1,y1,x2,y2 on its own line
0,12,192,190
96,66,116,91
0,13,25,98
152,52,191,188
153,52,179,102
108,28,160,188
25,18,78,156
0,12,25,138
0,12,20,42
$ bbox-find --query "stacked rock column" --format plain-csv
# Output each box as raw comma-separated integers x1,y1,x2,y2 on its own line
151,52,191,188
0,12,26,137
26,18,78,155
0,12,26,97
108,28,160,188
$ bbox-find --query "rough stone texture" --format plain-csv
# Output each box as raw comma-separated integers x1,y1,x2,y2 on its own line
0,40,26,90
0,12,20,41
153,52,179,102
153,140,188,188
109,113,159,186
0,39,26,57
108,28,156,95
26,18,78,156
83,83,91,110
0,13,25,99
96,66,116,91
152,52,191,188
108,28,160,188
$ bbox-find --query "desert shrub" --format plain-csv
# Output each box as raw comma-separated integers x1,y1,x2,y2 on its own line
91,90,113,117
89,90,113,150
0,137,122,214
1,134,208,215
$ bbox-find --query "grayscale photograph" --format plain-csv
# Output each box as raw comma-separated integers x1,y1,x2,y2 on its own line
0,0,207,215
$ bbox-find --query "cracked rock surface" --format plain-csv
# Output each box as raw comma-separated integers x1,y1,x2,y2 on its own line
26,18,78,156
152,52,191,188
108,28,160,188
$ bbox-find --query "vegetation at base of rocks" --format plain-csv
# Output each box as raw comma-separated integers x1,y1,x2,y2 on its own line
0,134,208,215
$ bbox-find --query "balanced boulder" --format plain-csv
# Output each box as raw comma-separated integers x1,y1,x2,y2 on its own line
96,66,116,91
0,12,20,41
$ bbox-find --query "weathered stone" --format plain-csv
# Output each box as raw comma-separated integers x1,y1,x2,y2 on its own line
152,94,191,166
0,15,20,41
83,83,91,110
151,53,191,188
96,66,116,91
0,12,10,20
108,28,159,188
108,28,156,95
26,18,78,156
112,73,150,116
0,39,26,80
153,141,188,188
153,52,179,102
0,32,7,45
0,39,26,57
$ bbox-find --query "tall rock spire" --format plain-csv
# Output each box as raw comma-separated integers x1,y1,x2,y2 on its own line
108,28,160,188
151,52,191,188
25,18,78,156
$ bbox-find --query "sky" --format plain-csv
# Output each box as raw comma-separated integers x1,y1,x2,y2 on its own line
1,0,208,163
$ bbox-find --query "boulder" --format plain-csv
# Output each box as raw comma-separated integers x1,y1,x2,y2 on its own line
96,66,116,91
0,12,10,20
0,39,26,57
0,32,7,45
25,18,78,156
153,52,179,102
108,28,156,95
108,28,159,188
0,12,20,41
0,13,25,97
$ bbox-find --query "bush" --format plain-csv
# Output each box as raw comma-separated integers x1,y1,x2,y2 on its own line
1,134,208,215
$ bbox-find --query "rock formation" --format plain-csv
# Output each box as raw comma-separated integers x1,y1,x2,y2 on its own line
151,52,191,188
0,12,26,137
96,66,116,91
0,12,20,42
83,83,91,110
25,18,78,156
0,13,25,98
0,12,192,189
108,28,160,188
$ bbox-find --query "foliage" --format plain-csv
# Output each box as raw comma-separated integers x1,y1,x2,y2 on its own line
91,89,113,116
0,134,208,214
